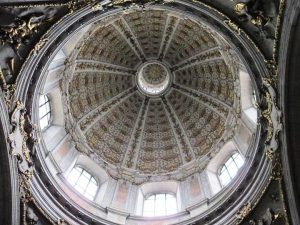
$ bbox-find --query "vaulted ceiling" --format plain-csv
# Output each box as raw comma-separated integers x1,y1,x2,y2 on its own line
63,9,240,178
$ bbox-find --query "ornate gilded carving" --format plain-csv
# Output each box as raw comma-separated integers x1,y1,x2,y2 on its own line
7,101,41,224
260,78,282,152
233,0,279,39
224,20,241,35
0,66,16,108
248,208,280,225
0,8,56,57
9,101,37,179
236,202,252,223
33,38,48,55
270,153,283,181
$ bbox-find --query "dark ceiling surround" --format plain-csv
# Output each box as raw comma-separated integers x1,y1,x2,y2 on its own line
279,0,300,224
0,0,287,224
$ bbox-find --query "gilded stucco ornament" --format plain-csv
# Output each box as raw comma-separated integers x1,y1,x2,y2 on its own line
259,78,282,157
0,8,56,58
8,101,37,179
7,101,41,224
224,20,242,35
248,208,280,225
33,38,48,55
233,0,279,39
0,67,16,109
236,202,252,223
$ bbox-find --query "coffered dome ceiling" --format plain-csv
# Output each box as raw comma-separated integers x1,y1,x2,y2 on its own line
62,8,240,182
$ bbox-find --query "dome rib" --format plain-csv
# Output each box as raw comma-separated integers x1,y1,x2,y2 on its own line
80,87,137,132
112,17,146,62
161,95,195,163
122,97,149,168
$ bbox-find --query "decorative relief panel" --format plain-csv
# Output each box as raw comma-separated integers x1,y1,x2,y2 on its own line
68,71,133,121
123,9,167,59
136,99,182,174
77,22,140,68
164,18,217,65
174,58,236,106
166,90,226,158
85,92,143,165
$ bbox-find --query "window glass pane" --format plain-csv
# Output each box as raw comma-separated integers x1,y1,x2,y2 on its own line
67,168,81,185
235,154,244,168
90,177,97,185
82,170,91,179
147,195,155,200
167,197,176,207
45,103,50,111
40,118,48,130
219,152,245,186
86,182,98,196
156,194,165,200
220,169,231,186
231,152,238,159
85,194,94,201
166,208,177,215
227,162,238,177
155,197,165,212
67,166,98,200
225,157,233,167
143,199,154,216
39,106,46,118
39,95,51,129
75,185,85,194
155,209,165,216
39,97,44,106
143,211,153,217
77,175,90,189
166,197,177,215
143,193,177,217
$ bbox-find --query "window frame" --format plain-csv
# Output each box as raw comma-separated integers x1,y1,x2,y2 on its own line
66,165,99,201
252,89,258,108
217,151,244,187
39,94,52,130
142,192,177,217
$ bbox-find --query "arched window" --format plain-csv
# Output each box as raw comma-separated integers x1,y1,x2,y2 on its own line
39,95,51,130
143,193,177,217
218,152,244,187
67,166,98,200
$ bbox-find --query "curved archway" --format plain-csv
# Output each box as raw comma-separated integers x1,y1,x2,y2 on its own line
13,2,274,224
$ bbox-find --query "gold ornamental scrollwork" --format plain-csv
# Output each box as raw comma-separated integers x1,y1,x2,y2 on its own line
259,78,282,160
8,101,37,180
224,20,241,35
236,202,252,223
0,10,56,56
0,67,16,109
8,101,48,224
